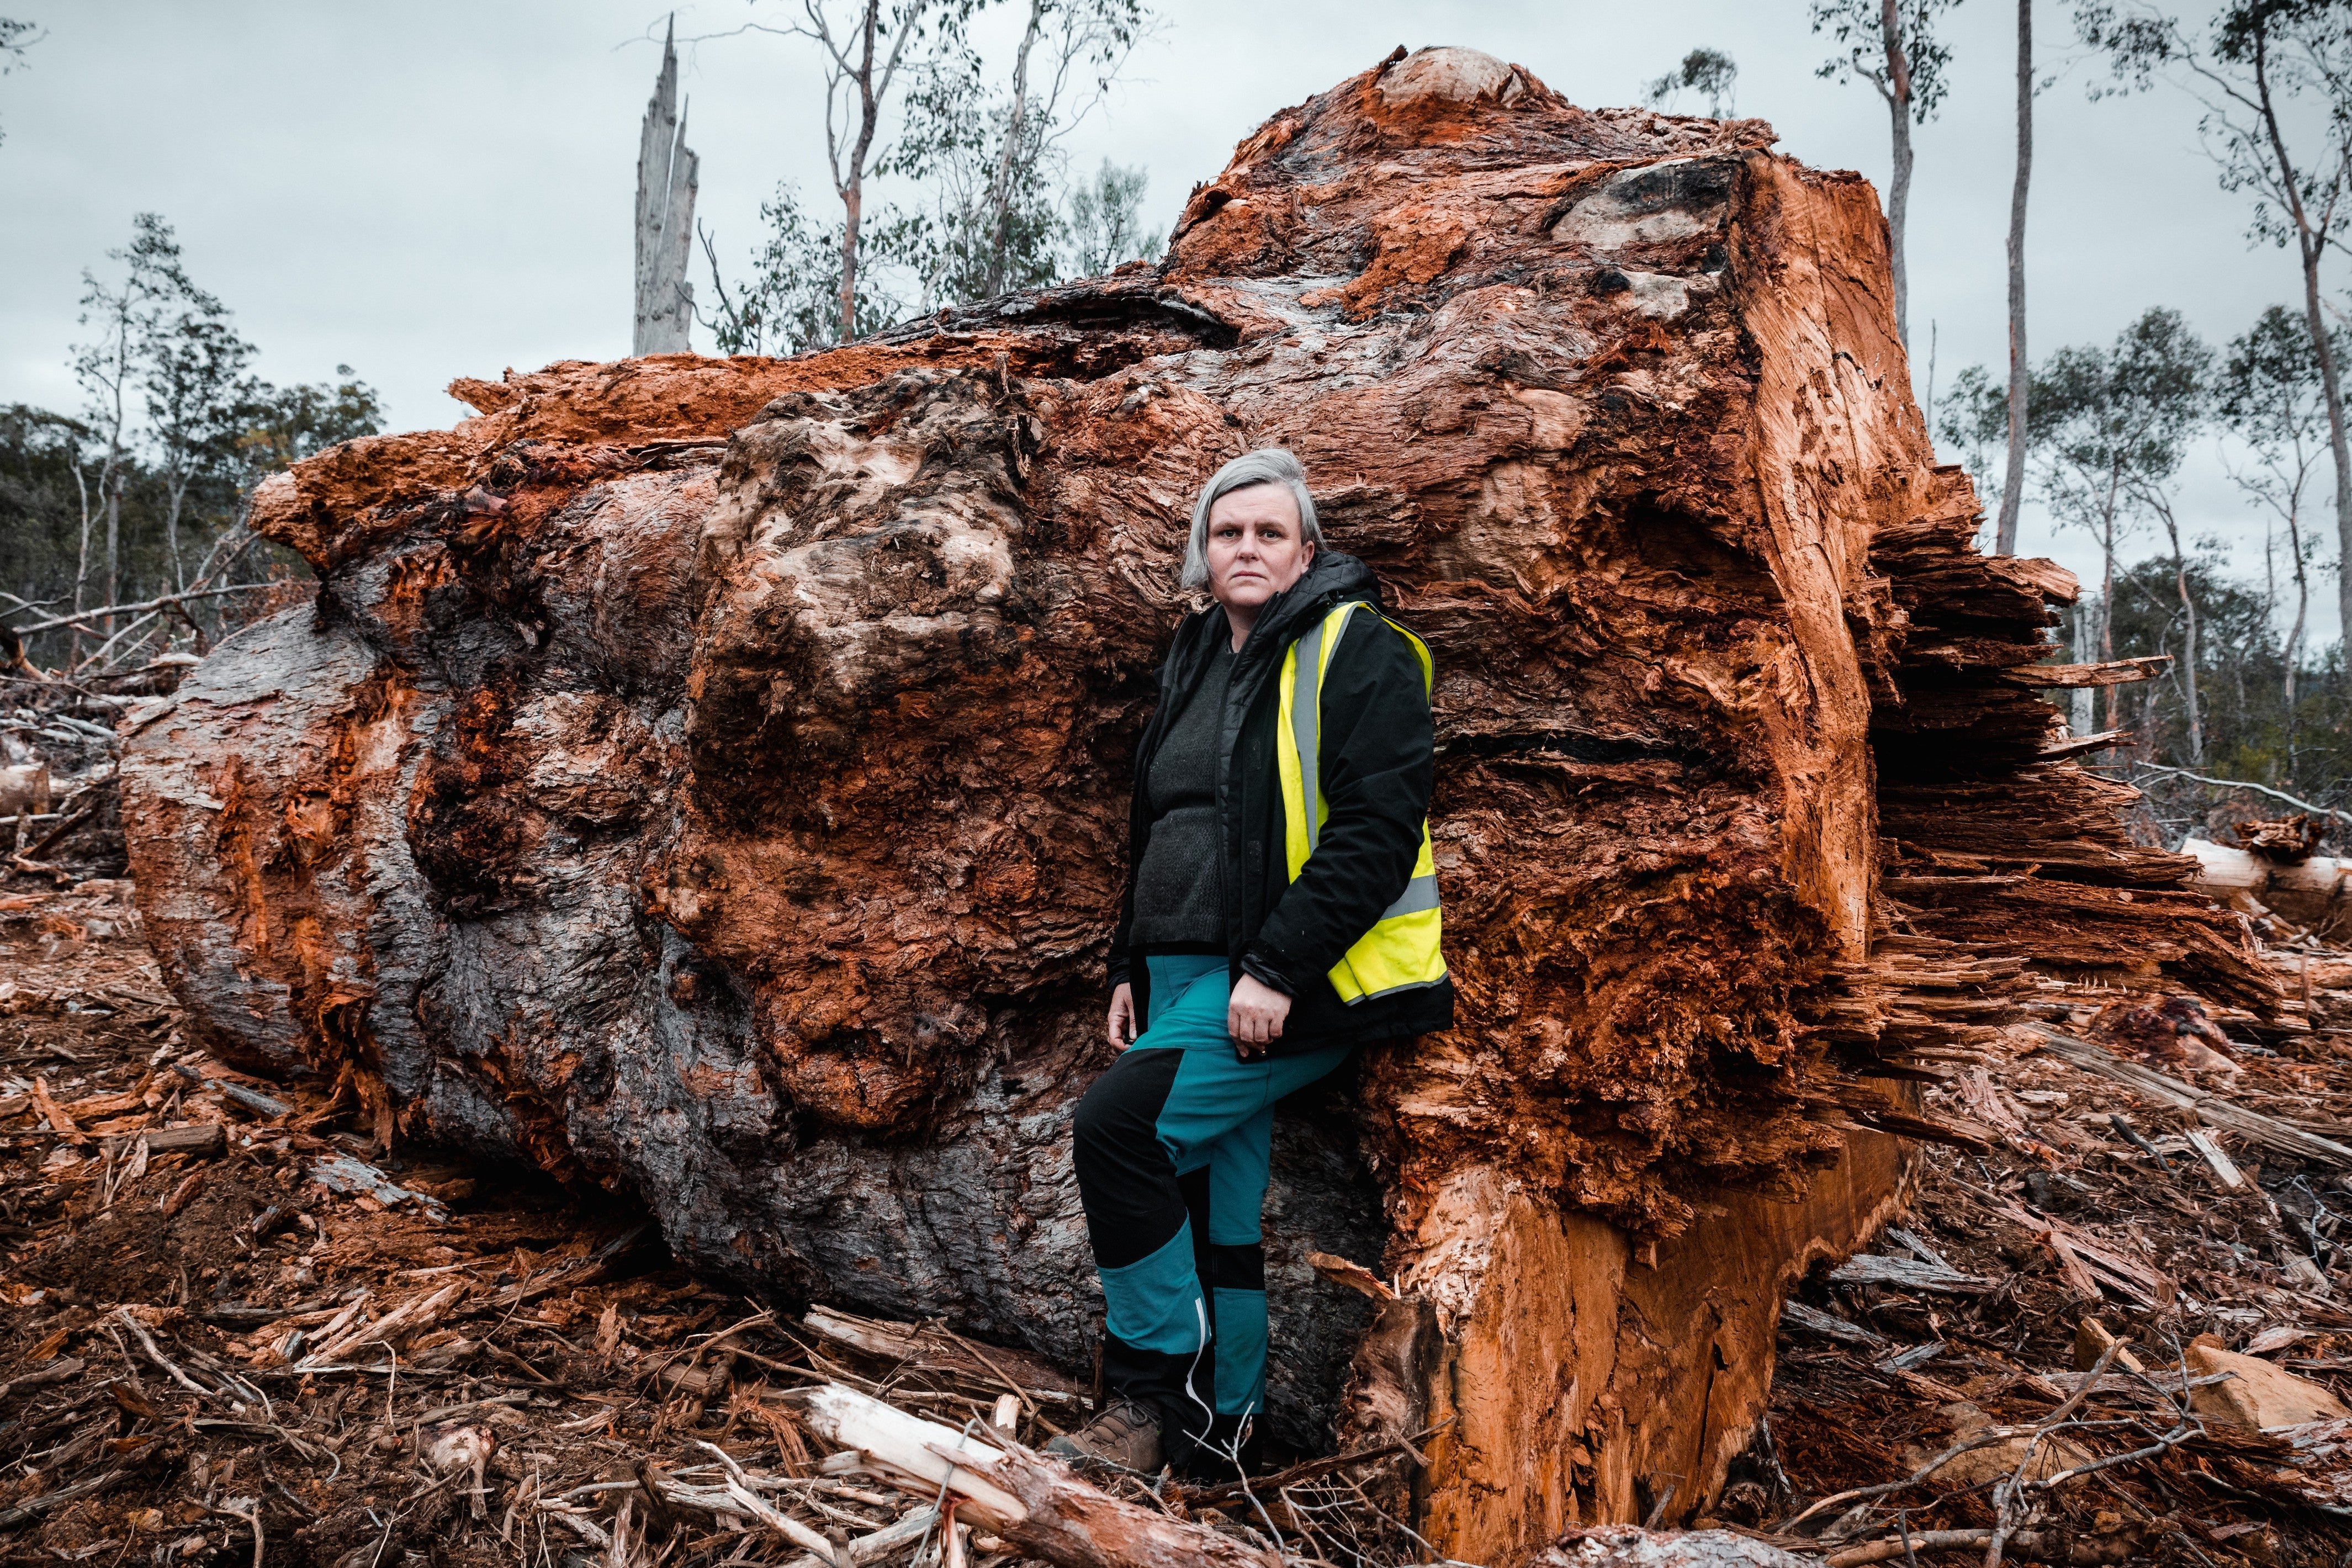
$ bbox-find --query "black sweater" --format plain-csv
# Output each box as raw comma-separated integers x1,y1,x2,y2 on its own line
1109,551,1455,1055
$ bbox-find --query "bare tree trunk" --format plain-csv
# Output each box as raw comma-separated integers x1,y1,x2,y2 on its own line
1995,0,2031,557
2264,523,2278,628
103,474,120,644
2100,516,2118,734
94,316,130,651
164,475,187,593
982,0,1047,299
838,185,864,341
2071,600,2095,735
836,0,887,344
2166,514,2204,766
2303,256,2352,658
2247,29,2352,695
1924,317,1937,432
1881,0,1915,346
633,15,700,356
2289,509,2308,780
69,454,92,669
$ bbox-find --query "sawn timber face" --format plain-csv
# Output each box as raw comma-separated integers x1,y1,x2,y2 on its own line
120,45,2268,1492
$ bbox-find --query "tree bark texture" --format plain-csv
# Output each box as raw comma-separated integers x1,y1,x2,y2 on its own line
118,48,2273,1563
633,18,700,356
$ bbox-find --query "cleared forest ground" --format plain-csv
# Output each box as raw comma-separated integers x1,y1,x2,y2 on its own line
9,868,2352,1567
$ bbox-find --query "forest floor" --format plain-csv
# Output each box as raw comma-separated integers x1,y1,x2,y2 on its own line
9,865,2352,1568
0,871,1431,1568
1768,982,2352,1568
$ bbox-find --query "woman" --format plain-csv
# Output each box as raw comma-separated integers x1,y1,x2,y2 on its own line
1046,448,1452,1477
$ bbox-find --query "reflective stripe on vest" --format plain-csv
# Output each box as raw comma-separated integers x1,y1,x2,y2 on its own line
1273,601,1447,1005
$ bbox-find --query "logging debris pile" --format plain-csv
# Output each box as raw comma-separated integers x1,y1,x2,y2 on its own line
0,881,1439,1568
2,554,309,883
1762,958,2352,1567
11,875,2352,1565
0,675,130,886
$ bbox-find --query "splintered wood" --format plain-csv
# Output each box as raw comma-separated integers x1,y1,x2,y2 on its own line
1762,922,2352,1567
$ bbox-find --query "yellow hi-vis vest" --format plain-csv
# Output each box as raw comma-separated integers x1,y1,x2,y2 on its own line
1273,601,1447,1005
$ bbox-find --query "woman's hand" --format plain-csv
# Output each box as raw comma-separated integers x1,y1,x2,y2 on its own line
1107,984,1137,1049
1228,974,1292,1059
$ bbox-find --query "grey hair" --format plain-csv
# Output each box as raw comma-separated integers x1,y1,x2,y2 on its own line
1179,448,1323,590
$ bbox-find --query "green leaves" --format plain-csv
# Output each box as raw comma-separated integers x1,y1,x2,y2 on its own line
1809,0,1962,121
2035,307,2214,529
1065,160,1159,279
700,185,915,357
0,14,40,146
1644,47,1739,119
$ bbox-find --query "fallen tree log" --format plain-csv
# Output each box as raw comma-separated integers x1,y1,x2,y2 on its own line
2182,836,2352,933
117,45,2270,1564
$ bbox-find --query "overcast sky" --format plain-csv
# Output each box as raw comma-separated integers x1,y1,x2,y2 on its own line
3,2,2340,640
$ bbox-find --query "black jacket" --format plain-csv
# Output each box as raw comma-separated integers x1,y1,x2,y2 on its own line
1109,550,1455,1054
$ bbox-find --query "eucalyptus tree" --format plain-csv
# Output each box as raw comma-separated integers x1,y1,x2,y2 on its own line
2219,306,2337,774
702,0,1158,341
70,215,196,645
1942,310,2216,748
886,0,1153,306
700,0,977,345
145,283,255,591
2041,309,2216,756
701,183,919,354
1644,47,1739,116
1810,0,1962,345
1063,159,1158,277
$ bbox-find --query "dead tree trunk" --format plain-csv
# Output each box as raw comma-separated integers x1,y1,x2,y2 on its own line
118,47,2272,1566
633,16,698,355
1995,0,2031,558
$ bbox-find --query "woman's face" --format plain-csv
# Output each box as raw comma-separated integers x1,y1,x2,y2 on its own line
1205,484,1315,612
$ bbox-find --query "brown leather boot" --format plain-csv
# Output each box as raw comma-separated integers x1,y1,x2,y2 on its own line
1041,1399,1165,1474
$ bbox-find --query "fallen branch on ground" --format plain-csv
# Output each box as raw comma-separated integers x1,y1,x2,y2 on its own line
786,1380,1282,1568
7,582,286,637
2032,1027,2352,1169
1826,1527,2142,1566
2122,765,2352,829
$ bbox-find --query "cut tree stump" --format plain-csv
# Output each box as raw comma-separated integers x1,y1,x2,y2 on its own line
117,45,2270,1561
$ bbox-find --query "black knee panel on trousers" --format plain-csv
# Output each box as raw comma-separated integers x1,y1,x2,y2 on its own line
1207,1243,1264,1290
1073,1047,1186,1269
